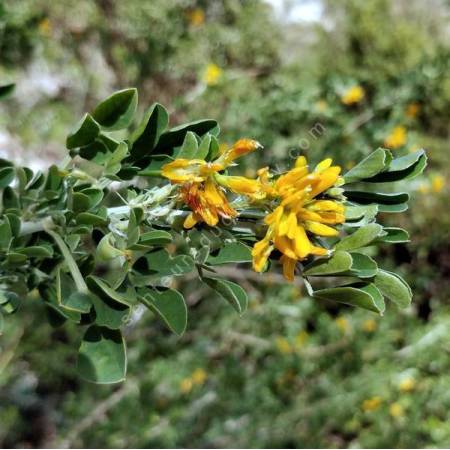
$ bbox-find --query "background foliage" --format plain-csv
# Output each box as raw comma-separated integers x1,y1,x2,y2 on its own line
0,0,449,447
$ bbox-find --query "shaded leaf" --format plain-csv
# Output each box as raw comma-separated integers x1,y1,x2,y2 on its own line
336,223,383,251
140,288,187,336
207,242,252,265
77,325,126,384
92,88,138,130
374,269,412,308
203,277,248,315
66,113,100,149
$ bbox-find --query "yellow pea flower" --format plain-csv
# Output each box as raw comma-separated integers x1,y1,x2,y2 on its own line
275,336,293,354
179,378,193,394
295,330,309,348
252,156,344,281
38,18,52,36
384,126,407,149
399,377,416,392
203,63,222,86
362,396,382,412
389,402,405,418
362,318,377,333
431,175,444,193
341,85,365,105
162,139,263,228
336,316,350,334
191,368,207,385
405,102,420,119
186,8,205,27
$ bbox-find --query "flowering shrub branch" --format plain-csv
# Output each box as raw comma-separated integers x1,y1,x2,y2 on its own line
0,88,427,383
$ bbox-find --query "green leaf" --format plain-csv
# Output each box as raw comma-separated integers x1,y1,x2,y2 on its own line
303,251,353,276
313,284,383,313
62,292,93,313
373,269,412,308
80,188,104,209
105,141,129,175
66,113,100,149
87,275,135,307
207,242,252,265
176,131,199,159
140,288,187,336
0,291,20,314
196,134,211,160
16,245,53,258
92,88,138,130
377,203,408,213
90,294,130,329
374,227,410,244
0,83,15,99
345,190,409,206
3,187,20,210
153,119,218,155
207,135,220,160
348,253,378,278
126,208,141,248
72,192,91,213
130,103,169,161
0,167,15,189
77,325,127,384
97,233,124,261
0,217,13,251
344,148,392,183
366,150,427,182
357,283,385,313
335,223,383,251
76,212,108,226
139,230,172,245
203,277,248,315
144,249,195,276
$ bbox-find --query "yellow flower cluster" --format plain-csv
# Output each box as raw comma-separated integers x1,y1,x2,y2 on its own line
384,126,407,149
162,139,264,228
186,8,205,27
162,140,344,281
179,368,208,394
362,396,382,412
252,157,344,281
341,85,365,105
203,63,222,86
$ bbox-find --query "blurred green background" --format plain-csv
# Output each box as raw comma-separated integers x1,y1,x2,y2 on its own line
0,0,449,447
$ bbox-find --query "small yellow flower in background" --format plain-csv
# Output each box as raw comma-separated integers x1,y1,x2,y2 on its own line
336,316,350,334
295,330,309,348
315,99,328,112
252,156,344,281
389,402,405,418
186,8,205,27
405,102,420,119
203,63,222,86
399,377,416,392
431,174,445,193
341,85,365,105
191,368,207,385
417,182,430,194
362,396,382,412
362,318,377,333
38,18,52,36
275,336,293,354
384,126,407,149
179,378,193,394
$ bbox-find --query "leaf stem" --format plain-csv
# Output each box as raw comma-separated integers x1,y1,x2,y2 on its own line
45,228,89,293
